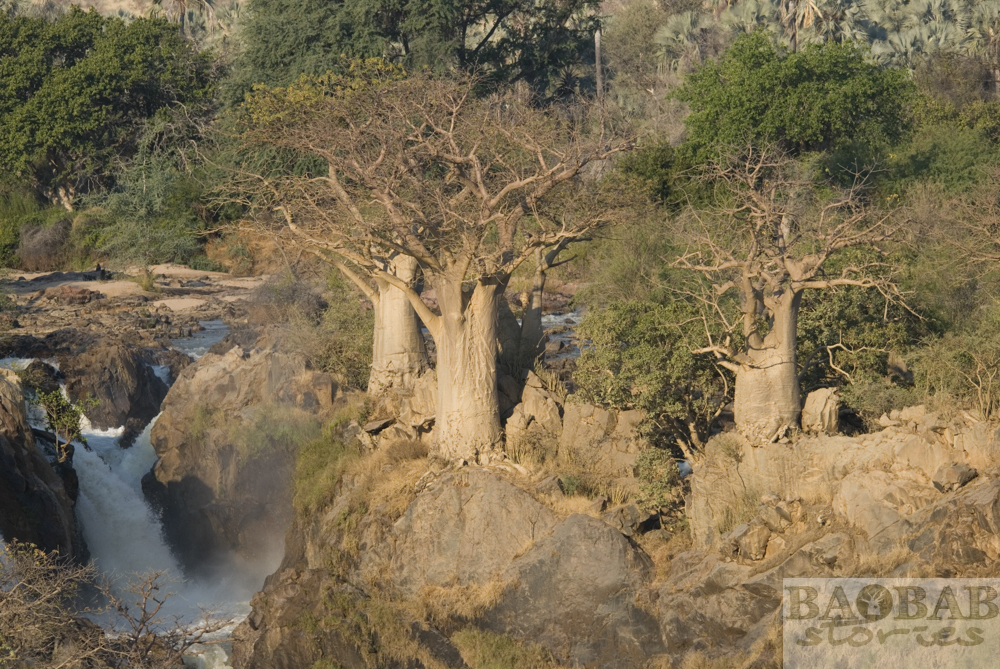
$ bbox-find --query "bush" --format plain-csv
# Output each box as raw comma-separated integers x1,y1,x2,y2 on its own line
574,300,731,453
293,413,363,515
909,310,1000,421
0,541,224,667
635,447,682,513
18,219,71,271
839,377,920,432
286,272,375,390
677,32,914,159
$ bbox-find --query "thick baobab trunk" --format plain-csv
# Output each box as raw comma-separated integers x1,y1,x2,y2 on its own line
368,255,429,393
433,276,503,463
734,292,802,443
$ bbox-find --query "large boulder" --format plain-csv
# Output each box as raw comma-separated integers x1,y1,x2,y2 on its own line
484,513,665,668
235,469,664,669
59,340,169,442
557,403,644,479
801,387,839,435
144,330,340,575
0,369,82,558
387,470,560,594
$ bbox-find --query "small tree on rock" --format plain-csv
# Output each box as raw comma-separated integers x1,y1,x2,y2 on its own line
672,146,905,444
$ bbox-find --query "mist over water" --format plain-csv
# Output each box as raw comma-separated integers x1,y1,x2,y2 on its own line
8,321,260,667
74,423,181,578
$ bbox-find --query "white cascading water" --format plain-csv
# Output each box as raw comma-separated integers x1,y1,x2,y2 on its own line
74,419,179,578
4,320,243,668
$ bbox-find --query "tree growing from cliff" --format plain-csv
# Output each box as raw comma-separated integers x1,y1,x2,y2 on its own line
672,146,904,443
232,69,633,462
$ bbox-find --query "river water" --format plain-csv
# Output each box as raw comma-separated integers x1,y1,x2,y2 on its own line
5,319,243,668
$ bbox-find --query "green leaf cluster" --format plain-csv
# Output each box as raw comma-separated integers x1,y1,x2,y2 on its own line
676,31,915,160
575,299,731,449
0,8,215,204
226,0,601,104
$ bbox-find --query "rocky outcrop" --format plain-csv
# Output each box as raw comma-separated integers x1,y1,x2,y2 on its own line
0,369,82,558
59,340,169,442
557,402,644,480
233,469,664,669
484,513,664,668
688,408,1000,549
144,330,341,575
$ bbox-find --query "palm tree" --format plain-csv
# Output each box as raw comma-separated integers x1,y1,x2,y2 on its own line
720,0,780,38
654,10,713,71
802,0,866,45
966,3,1000,95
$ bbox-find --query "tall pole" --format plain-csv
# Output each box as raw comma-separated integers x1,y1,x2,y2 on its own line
595,26,603,101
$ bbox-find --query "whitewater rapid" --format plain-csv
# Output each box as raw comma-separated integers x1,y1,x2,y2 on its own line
8,320,242,668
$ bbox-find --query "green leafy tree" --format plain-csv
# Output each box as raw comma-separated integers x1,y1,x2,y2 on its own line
0,8,215,209
227,0,601,103
574,300,732,459
34,390,97,462
676,31,915,160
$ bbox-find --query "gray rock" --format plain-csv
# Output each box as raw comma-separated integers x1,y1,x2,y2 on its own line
363,418,394,434
145,327,340,572
737,520,771,561
486,514,665,668
801,388,839,435
759,504,789,533
557,403,644,480
602,503,653,537
535,476,564,496
389,470,560,594
932,462,978,493
878,413,901,428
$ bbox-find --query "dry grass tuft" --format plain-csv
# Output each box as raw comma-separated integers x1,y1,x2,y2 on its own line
853,540,915,577
507,427,558,468
716,486,761,535
548,494,602,518
415,579,512,630
451,627,570,669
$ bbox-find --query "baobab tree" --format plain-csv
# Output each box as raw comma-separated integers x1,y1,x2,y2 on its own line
672,146,903,443
234,68,633,462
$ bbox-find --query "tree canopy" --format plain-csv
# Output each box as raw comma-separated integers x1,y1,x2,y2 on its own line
227,0,601,103
0,7,215,207
676,31,915,159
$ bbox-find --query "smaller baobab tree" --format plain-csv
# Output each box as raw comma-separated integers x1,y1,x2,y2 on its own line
672,146,905,444
233,66,634,462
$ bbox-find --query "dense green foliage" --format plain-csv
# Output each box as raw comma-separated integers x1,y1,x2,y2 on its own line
575,300,731,450
677,32,914,158
0,8,215,206
227,0,601,102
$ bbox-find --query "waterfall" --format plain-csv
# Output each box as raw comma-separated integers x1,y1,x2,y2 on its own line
74,418,181,579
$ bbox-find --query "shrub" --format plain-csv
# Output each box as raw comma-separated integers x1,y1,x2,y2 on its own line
18,219,71,271
574,300,731,454
635,447,682,513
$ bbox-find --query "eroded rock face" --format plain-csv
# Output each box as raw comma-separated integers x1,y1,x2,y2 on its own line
59,340,169,444
484,513,664,668
233,469,664,669
0,369,81,558
388,470,560,594
558,402,644,480
144,329,340,574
